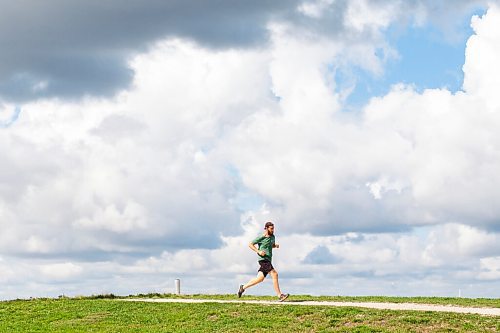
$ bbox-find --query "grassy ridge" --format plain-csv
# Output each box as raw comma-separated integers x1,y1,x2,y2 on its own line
0,297,498,333
123,293,500,308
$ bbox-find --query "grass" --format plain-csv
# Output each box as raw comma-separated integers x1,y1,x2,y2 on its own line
122,293,500,308
0,296,498,332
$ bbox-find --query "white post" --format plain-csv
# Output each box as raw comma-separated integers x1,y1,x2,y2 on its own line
175,279,181,295
458,289,461,298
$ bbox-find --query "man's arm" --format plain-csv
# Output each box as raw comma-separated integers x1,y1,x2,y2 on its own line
249,242,266,256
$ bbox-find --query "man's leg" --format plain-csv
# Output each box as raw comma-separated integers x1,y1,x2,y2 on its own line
270,269,289,301
243,272,265,290
269,269,282,296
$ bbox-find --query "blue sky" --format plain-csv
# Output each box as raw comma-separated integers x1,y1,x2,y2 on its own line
345,7,487,108
1,1,500,300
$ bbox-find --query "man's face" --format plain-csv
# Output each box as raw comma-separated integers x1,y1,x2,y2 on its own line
266,226,275,235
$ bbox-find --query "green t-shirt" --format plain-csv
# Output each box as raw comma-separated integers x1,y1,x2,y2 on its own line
252,234,275,262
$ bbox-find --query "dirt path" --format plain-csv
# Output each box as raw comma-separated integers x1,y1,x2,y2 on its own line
120,298,499,316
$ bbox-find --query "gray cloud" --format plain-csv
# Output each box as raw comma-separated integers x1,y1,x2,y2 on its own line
303,245,341,265
1,0,489,103
0,0,300,102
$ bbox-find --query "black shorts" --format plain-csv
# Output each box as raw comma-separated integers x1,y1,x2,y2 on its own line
258,260,274,277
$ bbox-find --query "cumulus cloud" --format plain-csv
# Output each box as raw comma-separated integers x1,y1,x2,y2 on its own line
0,0,300,102
223,4,500,235
0,39,277,261
479,257,500,280
39,262,83,281
1,0,491,102
463,4,500,108
1,2,500,299
303,245,342,264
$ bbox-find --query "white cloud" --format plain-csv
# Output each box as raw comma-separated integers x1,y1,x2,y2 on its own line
0,40,275,258
74,201,149,233
366,177,404,200
479,256,500,280
223,4,500,234
0,103,14,122
463,5,500,109
24,235,55,254
39,262,83,280
1,2,500,299
345,0,396,33
297,0,335,19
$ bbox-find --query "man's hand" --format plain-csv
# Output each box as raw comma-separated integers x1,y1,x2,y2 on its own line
258,250,266,256
274,243,280,248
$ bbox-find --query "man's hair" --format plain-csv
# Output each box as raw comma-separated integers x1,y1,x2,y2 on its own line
264,221,274,229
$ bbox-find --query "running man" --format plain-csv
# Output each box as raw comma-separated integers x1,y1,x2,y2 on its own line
237,221,289,301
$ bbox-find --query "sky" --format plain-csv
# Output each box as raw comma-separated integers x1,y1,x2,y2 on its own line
1,0,500,299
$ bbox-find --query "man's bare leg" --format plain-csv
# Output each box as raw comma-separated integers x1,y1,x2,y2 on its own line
243,272,265,291
269,270,282,296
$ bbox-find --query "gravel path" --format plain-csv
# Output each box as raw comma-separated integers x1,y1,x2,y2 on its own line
120,298,499,316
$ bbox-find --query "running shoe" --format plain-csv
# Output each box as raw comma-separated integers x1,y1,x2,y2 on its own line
238,285,245,298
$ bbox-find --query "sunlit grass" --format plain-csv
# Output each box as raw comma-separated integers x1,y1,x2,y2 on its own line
1,296,497,332
122,293,500,308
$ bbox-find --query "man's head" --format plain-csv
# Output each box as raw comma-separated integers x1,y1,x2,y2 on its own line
264,221,274,235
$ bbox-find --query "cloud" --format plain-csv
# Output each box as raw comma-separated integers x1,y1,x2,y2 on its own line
0,0,300,102
74,201,149,233
303,245,342,264
39,262,83,281
4,4,500,260
1,2,500,299
408,0,488,40
479,257,500,280
463,4,500,109
224,4,500,235
1,39,276,260
0,105,21,128
1,0,490,102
